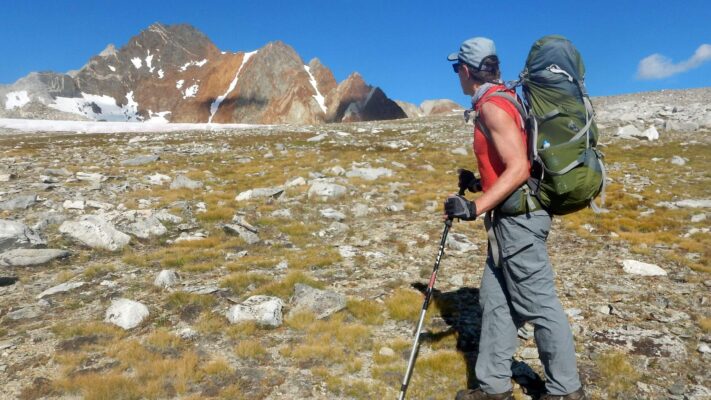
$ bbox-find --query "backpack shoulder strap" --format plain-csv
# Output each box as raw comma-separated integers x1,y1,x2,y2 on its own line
474,90,527,142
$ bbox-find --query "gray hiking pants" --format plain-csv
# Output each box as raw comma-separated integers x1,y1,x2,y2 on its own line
475,210,581,395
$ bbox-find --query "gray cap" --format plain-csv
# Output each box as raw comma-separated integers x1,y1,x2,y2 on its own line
447,37,497,69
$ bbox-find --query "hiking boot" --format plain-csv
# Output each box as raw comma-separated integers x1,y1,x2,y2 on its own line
454,388,513,400
540,387,587,400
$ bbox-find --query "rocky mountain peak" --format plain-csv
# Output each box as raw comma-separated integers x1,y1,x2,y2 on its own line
98,44,117,58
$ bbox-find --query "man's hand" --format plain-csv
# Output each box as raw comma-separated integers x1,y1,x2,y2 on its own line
458,169,482,193
444,195,477,221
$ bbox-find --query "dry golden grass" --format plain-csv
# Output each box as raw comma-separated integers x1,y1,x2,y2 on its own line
220,272,272,295
347,298,386,325
385,288,423,322
595,351,641,397
254,271,323,298
285,310,317,331
698,317,711,333
235,339,268,360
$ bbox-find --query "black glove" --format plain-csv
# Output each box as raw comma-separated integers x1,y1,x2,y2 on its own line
444,195,477,221
458,169,482,193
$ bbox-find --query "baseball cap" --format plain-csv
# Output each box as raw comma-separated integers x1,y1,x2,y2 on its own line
447,37,497,69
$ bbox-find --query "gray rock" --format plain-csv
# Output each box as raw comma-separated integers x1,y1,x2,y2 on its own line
32,212,67,231
685,385,711,400
6,306,41,320
345,167,393,181
671,155,687,166
520,347,539,359
0,194,37,211
308,181,347,199
621,259,667,276
44,168,71,176
59,215,131,251
616,124,642,139
271,209,292,219
37,281,85,298
235,187,284,201
121,154,159,166
226,295,283,327
698,343,711,354
146,173,171,185
105,298,149,330
154,269,179,288
691,213,707,223
170,175,203,190
154,210,183,224
288,283,346,319
63,199,85,210
285,177,306,187
386,203,405,212
117,211,167,239
0,249,70,267
75,172,106,183
223,224,259,245
320,208,346,221
446,233,476,252
0,219,46,252
592,326,687,358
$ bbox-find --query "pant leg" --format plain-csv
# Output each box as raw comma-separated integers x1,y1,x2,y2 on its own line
496,211,581,395
475,255,519,394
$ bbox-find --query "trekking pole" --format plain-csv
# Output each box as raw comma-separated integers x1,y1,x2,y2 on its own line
398,194,460,400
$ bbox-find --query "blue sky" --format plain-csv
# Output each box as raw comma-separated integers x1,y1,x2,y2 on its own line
2,0,709,105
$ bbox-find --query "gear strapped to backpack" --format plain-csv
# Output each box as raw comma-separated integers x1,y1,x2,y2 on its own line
469,35,606,215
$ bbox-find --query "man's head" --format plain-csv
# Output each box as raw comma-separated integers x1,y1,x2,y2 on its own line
448,37,501,95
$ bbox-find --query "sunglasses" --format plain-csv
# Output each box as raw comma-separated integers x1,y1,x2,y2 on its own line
452,62,464,74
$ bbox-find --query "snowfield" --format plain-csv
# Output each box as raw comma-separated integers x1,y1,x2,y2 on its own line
0,118,263,134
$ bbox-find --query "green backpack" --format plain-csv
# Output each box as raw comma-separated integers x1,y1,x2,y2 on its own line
475,35,606,215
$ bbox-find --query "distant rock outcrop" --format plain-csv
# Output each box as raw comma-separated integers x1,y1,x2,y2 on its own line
394,98,464,118
1,23,406,125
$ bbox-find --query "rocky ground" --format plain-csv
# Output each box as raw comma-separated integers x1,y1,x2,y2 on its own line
0,101,710,399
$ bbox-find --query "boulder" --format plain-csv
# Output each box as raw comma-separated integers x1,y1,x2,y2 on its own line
37,281,85,298
105,298,149,330
592,326,686,358
641,126,659,141
146,173,171,185
0,249,70,267
6,306,41,320
223,224,259,245
63,200,85,210
288,283,346,319
319,208,346,221
226,295,283,327
59,215,131,251
75,172,106,183
170,175,203,190
308,181,347,199
621,259,667,276
0,220,46,252
154,269,179,288
154,210,183,224
116,211,167,239
121,154,159,166
235,187,284,201
345,167,393,181
0,194,37,211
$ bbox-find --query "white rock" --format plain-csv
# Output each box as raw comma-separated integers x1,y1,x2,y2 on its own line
641,126,659,141
223,223,260,245
346,167,393,181
170,175,203,190
37,281,85,299
288,284,346,319
451,147,468,155
105,298,149,330
308,182,347,199
59,215,131,251
154,269,179,288
271,209,292,219
621,259,667,276
0,248,70,267
320,208,346,221
0,219,46,252
386,203,405,212
379,347,395,357
670,156,687,166
86,200,113,210
285,177,306,187
446,233,475,252
338,245,357,258
616,124,642,139
146,173,171,185
63,200,85,210
328,166,346,176
520,347,539,359
154,210,183,224
691,214,707,223
235,187,284,201
307,133,328,142
76,172,106,183
698,343,711,354
676,199,711,209
226,295,283,327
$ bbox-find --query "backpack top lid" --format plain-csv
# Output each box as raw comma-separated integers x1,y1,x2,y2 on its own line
524,35,586,83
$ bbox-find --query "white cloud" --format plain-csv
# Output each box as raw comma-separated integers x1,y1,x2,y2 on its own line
637,44,711,80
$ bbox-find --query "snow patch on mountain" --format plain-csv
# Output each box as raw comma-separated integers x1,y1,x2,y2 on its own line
158,69,164,79
108,65,116,72
0,118,260,134
183,84,199,99
131,57,142,69
304,65,327,114
49,92,141,121
176,80,184,89
147,111,171,123
180,59,208,71
5,91,31,110
208,50,258,123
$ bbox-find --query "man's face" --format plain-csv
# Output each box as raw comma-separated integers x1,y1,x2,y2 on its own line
455,63,474,96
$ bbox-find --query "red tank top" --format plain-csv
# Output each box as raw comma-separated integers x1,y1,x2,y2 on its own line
472,85,528,192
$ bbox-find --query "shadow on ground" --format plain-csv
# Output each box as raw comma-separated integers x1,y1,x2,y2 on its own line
412,282,548,399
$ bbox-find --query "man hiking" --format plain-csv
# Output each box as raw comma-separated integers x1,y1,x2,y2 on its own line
443,37,586,400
